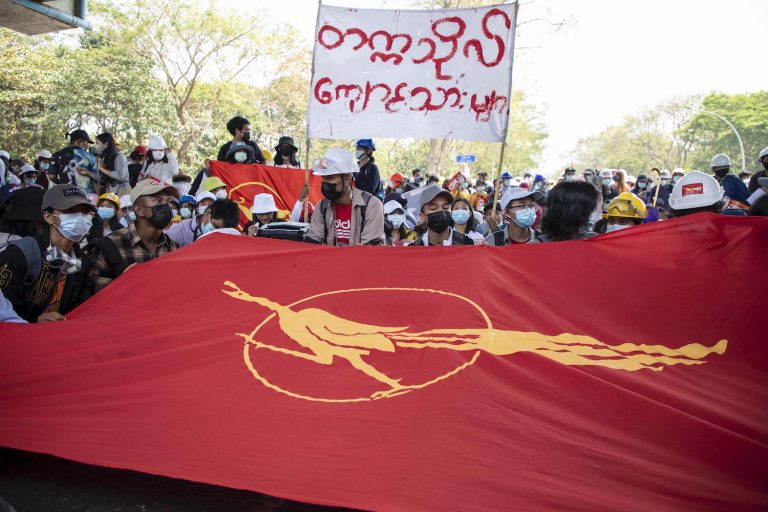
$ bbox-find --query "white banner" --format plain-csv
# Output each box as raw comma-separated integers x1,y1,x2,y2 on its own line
307,3,518,142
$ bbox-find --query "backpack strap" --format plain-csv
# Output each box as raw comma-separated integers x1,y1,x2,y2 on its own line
320,198,330,244
8,237,42,287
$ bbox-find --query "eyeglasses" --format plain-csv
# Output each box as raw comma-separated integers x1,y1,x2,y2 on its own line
505,204,535,213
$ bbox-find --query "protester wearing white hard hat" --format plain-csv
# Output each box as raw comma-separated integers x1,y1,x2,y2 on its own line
668,171,724,217
19,164,39,187
164,190,215,247
747,146,768,193
305,148,384,246
710,153,749,207
139,135,178,184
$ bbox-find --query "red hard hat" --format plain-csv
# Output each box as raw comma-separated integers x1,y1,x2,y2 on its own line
391,172,405,183
133,145,148,155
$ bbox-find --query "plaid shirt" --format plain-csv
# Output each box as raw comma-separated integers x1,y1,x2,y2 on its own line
90,222,178,292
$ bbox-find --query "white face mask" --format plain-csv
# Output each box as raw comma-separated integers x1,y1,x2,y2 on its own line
234,152,248,163
215,189,227,199
152,150,165,161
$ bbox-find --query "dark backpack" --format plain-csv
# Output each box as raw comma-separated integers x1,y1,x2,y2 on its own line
8,237,42,287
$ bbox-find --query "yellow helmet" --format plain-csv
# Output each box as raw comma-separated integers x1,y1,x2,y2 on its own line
603,192,647,220
97,192,121,209
261,149,273,162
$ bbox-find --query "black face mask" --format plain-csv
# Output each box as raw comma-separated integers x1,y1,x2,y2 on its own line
426,211,452,233
146,203,173,229
242,131,251,142
321,181,343,201
714,168,729,179
279,147,293,157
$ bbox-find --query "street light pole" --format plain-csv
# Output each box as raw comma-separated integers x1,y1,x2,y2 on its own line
699,109,746,173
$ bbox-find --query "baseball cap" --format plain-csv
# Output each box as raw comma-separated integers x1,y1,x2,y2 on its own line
500,187,543,209
19,164,37,175
69,129,94,144
419,184,453,211
133,145,148,155
130,178,177,203
384,200,405,215
41,184,96,213
36,150,52,159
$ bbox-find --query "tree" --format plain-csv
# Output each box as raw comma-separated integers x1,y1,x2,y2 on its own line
0,28,58,161
682,92,768,173
105,0,302,166
574,92,768,175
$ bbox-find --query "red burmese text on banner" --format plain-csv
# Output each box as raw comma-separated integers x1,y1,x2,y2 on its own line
210,161,323,225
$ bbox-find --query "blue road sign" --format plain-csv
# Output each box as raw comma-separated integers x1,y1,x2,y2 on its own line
455,154,476,163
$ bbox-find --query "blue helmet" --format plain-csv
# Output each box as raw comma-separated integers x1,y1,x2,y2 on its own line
355,139,376,151
179,194,196,205
501,171,513,179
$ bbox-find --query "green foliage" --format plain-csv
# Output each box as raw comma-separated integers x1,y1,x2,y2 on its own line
575,92,768,174
682,92,768,172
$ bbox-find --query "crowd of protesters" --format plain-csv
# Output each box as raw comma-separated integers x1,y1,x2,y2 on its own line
1,117,767,323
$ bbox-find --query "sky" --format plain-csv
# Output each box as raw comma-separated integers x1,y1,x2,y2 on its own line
220,0,767,172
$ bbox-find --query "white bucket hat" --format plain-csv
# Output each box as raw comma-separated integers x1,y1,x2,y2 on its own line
251,193,278,214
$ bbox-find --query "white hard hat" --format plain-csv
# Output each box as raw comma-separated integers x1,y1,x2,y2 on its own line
758,147,768,161
660,169,671,178
668,171,723,210
36,149,52,159
0,150,9,159
148,135,166,150
599,169,612,178
383,200,405,215
251,193,278,214
119,194,133,209
672,168,685,176
312,148,358,176
710,153,731,168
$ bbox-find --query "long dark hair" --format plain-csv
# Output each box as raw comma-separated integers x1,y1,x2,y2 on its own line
541,181,599,241
451,197,477,231
96,133,119,170
274,149,300,167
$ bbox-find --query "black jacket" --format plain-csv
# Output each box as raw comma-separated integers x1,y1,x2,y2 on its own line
0,232,92,322
356,158,382,196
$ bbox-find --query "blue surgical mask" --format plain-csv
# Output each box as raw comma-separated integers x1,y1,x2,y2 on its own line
202,222,214,234
514,207,536,228
355,150,365,159
55,212,93,242
197,205,209,216
128,211,136,221
180,207,192,219
234,152,247,163
40,162,50,170
451,210,471,225
387,214,405,229
97,207,115,220
602,178,612,187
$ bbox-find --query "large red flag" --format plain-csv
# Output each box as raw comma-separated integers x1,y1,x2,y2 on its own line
210,161,323,224
0,214,765,511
